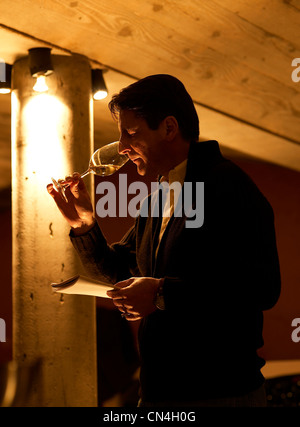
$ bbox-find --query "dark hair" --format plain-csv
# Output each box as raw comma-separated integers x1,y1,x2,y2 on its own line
108,74,199,141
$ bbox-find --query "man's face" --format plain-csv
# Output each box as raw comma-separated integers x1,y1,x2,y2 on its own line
118,110,166,176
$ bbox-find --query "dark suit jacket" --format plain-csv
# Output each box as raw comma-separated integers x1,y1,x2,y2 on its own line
71,140,281,402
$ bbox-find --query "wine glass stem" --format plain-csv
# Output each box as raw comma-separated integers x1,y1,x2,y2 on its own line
79,169,91,179
59,169,90,190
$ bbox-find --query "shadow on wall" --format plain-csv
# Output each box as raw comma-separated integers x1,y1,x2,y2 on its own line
229,155,300,361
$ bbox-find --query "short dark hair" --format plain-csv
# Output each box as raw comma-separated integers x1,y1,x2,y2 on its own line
108,74,199,142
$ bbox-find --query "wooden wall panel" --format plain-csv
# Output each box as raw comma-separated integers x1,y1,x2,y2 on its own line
0,0,300,192
0,0,299,143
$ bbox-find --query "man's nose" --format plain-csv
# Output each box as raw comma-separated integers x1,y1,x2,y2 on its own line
118,138,130,155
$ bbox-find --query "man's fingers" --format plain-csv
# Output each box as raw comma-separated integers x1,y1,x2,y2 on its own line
47,183,64,203
68,177,88,200
125,315,142,322
106,278,135,299
123,311,142,321
47,183,55,195
115,278,135,289
111,299,126,308
47,182,75,213
107,283,142,321
106,289,126,299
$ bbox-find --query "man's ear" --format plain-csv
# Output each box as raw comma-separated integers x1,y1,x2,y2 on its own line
164,116,179,140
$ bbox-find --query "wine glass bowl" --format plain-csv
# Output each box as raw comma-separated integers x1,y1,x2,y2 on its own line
87,141,128,177
51,141,128,202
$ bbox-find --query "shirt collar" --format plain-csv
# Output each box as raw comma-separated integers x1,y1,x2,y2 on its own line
164,159,188,186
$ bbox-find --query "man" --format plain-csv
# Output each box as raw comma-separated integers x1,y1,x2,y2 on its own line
47,74,281,406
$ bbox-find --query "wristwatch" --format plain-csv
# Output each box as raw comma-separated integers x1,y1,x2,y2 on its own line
154,280,166,310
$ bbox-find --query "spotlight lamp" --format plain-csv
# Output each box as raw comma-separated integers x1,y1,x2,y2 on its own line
0,63,12,94
28,48,54,93
92,69,108,100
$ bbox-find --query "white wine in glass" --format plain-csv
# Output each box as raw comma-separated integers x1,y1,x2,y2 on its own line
51,141,128,202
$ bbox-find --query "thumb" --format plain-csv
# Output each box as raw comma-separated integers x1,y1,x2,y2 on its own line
106,278,134,298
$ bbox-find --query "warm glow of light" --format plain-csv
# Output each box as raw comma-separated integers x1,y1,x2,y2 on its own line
33,75,48,92
0,88,11,94
1,362,18,407
93,89,108,100
11,92,68,187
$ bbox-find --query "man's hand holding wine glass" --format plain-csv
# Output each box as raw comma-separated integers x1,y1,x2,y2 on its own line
47,173,96,235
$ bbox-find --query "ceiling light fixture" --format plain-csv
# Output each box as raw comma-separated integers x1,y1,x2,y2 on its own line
92,69,108,100
28,48,54,93
0,63,12,94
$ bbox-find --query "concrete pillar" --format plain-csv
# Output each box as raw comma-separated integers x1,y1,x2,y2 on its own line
11,54,97,406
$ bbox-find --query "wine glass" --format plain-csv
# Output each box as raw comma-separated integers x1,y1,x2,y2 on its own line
51,141,128,202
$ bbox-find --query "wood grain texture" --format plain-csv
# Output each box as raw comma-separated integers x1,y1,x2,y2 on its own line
0,0,299,194
0,0,299,142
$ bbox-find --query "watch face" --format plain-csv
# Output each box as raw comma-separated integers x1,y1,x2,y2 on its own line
155,295,166,310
